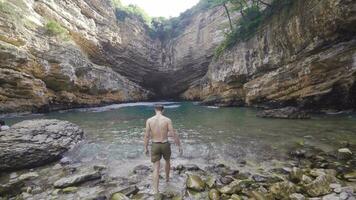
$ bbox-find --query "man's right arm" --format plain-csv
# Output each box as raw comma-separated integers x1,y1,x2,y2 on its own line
168,119,182,155
144,120,151,155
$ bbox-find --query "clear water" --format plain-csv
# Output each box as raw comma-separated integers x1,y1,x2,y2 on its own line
3,102,356,176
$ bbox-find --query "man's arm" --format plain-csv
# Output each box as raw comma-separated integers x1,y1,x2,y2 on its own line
168,119,182,154
144,120,151,155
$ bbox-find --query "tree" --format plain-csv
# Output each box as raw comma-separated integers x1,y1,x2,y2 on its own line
206,0,234,31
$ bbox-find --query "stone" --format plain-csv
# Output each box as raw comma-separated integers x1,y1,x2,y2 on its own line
18,172,39,181
250,191,266,200
208,189,220,200
304,175,335,197
133,165,150,175
322,193,339,200
205,176,217,188
62,187,78,193
337,148,352,160
0,119,83,171
290,193,306,200
220,176,234,185
54,170,102,188
111,193,130,200
342,171,356,182
230,194,242,200
290,167,304,183
115,185,139,196
256,107,310,119
186,175,206,192
269,181,297,199
219,180,251,194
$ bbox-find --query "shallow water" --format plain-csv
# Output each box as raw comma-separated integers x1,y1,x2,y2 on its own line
4,102,356,176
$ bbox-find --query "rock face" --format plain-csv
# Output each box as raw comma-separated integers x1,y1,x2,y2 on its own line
182,0,356,110
1,0,355,113
0,119,83,171
256,107,311,119
0,0,230,113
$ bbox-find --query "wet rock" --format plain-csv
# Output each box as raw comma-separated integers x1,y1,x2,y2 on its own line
256,107,310,119
322,193,339,200
111,192,129,200
60,157,73,165
54,170,102,188
230,194,242,200
186,175,206,192
342,171,356,182
304,175,335,197
337,148,352,160
290,167,304,183
18,172,39,181
250,191,266,200
0,119,83,171
219,180,251,194
208,189,220,200
133,165,151,175
220,176,234,185
175,164,200,172
62,186,78,193
289,193,306,200
205,176,217,188
186,188,208,199
131,193,152,200
115,185,139,196
269,181,297,199
94,165,107,171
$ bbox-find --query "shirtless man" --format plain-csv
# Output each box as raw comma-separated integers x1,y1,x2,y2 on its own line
144,104,182,194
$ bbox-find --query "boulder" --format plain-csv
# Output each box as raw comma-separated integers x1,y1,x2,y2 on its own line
289,193,306,200
269,181,298,199
0,119,83,171
256,107,310,119
186,175,206,192
230,194,243,200
342,171,356,182
219,180,252,195
337,148,352,160
54,170,102,188
208,189,220,200
304,175,335,197
111,193,129,200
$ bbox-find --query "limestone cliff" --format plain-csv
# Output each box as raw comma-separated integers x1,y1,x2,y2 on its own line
182,0,356,110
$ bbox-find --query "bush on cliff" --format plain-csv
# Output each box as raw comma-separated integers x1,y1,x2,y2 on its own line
45,20,69,40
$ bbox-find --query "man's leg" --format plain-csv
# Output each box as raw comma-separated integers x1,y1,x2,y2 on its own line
165,159,170,182
153,160,160,194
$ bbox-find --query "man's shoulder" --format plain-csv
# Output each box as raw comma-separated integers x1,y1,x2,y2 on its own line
163,116,172,122
146,116,155,122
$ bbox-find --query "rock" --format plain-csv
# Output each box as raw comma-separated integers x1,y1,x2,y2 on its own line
220,176,234,185
186,175,206,192
337,148,352,160
208,189,220,200
62,187,78,193
18,172,39,181
322,193,339,200
219,180,252,194
115,185,139,196
256,107,310,119
290,193,306,200
269,181,297,199
230,194,242,200
290,167,304,183
175,164,200,172
342,171,356,182
133,165,151,175
304,175,335,197
250,191,266,200
54,170,102,188
111,192,130,200
60,157,73,165
300,174,313,185
0,119,83,171
205,176,217,188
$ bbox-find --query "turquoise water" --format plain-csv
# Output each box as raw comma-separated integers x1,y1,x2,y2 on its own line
3,102,356,175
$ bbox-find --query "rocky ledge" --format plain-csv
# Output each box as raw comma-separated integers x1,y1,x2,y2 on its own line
0,119,83,172
256,107,311,119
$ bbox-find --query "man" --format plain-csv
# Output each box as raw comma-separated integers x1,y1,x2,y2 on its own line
0,120,9,131
144,104,182,194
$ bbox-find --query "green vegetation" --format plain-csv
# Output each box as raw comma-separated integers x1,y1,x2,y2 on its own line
212,0,294,58
111,0,151,25
45,20,70,40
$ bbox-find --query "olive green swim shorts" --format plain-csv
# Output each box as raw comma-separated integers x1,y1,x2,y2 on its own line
151,142,171,163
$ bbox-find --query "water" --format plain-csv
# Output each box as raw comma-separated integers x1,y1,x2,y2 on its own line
3,102,356,176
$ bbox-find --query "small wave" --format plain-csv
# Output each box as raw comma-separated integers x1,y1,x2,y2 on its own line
164,105,181,108
206,106,219,109
68,102,179,113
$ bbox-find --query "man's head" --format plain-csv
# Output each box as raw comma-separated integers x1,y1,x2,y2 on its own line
154,104,164,113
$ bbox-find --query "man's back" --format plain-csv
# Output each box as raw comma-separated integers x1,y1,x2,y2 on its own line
147,115,171,143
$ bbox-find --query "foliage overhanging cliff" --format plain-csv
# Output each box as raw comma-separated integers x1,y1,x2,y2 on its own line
0,0,355,114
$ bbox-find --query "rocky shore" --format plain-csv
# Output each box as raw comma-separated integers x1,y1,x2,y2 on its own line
0,120,355,200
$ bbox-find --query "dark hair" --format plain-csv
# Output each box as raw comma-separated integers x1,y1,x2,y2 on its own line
0,120,5,126
154,104,164,111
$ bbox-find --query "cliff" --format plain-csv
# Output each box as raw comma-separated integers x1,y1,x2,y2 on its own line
1,0,355,113
182,0,356,110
